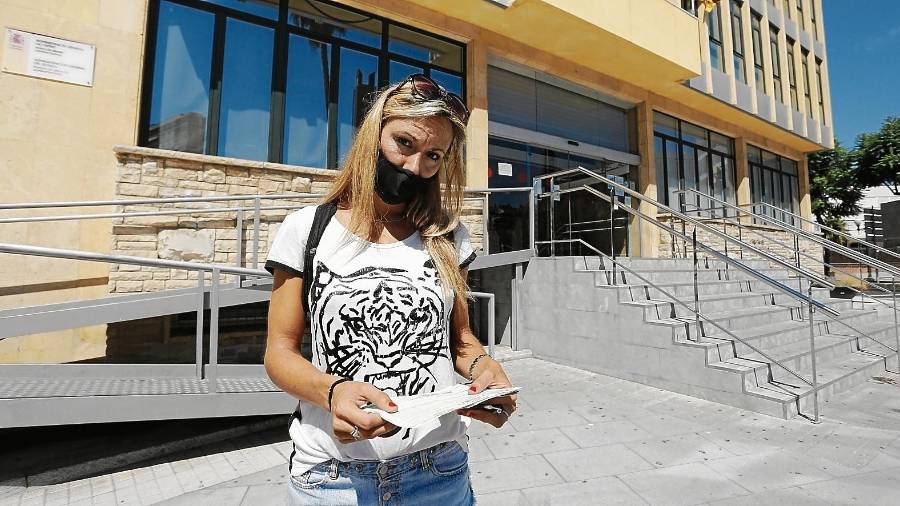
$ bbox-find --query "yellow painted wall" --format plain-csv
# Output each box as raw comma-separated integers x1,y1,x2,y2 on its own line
0,0,147,362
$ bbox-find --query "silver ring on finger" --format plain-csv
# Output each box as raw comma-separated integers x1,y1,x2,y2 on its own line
350,425,361,440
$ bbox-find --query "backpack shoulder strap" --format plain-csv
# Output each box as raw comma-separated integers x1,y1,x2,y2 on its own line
302,202,337,314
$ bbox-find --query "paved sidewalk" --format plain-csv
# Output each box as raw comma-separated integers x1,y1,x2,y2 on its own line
3,356,900,505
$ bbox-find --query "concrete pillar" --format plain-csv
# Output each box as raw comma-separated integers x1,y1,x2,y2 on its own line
797,155,813,230
465,38,489,189
734,137,751,223
635,101,658,258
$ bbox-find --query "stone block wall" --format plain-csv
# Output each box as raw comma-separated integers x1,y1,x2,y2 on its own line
656,215,825,275
109,146,485,294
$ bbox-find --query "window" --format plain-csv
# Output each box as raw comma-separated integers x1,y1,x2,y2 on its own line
786,38,799,110
810,0,818,39
140,0,466,168
748,145,800,225
653,112,737,213
730,0,746,83
796,0,805,31
801,49,812,115
816,58,825,121
681,0,697,15
782,0,791,19
770,26,783,102
750,12,765,90
707,3,725,72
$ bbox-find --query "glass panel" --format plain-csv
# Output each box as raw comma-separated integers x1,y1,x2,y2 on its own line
782,158,797,175
790,176,800,214
762,149,778,169
197,0,277,19
781,174,792,211
487,137,530,252
747,145,761,163
710,132,732,154
681,145,697,213
666,139,680,208
712,153,725,203
431,69,462,96
148,1,215,153
655,136,666,203
487,66,536,130
653,112,679,137
218,19,273,161
724,157,736,206
288,0,382,48
734,55,745,83
389,25,463,72
697,147,710,212
284,34,330,168
389,60,422,83
751,165,762,205
710,41,724,72
681,121,708,146
337,47,379,165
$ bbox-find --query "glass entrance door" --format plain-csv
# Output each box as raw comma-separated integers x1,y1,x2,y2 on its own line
487,136,636,257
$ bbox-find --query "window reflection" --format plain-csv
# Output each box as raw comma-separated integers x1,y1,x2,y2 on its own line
389,25,463,72
284,35,331,168
431,69,462,96
197,0,278,19
389,60,423,83
148,1,214,153
337,48,378,165
218,19,274,161
288,0,382,48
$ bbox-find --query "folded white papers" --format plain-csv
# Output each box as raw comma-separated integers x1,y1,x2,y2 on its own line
362,384,521,428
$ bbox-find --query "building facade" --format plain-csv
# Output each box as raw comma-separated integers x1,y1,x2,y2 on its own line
0,0,833,363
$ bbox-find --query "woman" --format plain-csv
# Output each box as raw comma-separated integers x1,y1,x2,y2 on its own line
264,74,517,505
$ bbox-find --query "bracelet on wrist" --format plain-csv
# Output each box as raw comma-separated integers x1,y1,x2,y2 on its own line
327,377,350,412
467,353,490,381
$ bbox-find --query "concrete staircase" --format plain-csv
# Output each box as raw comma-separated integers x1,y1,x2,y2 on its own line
519,256,899,419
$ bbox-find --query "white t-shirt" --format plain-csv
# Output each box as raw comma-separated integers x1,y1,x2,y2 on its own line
264,205,477,477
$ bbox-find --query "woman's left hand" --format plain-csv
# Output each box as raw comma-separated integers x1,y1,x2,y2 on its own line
456,359,517,428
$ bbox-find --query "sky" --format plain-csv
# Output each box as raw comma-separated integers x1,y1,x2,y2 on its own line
823,0,900,147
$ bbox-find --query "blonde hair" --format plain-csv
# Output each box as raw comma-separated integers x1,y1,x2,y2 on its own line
322,80,470,304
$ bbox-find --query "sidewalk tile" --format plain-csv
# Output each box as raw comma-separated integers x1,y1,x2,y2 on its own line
520,477,648,506
543,444,653,481
470,455,563,495
618,462,749,506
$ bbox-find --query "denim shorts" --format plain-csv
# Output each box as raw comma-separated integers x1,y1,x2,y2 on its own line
286,440,475,505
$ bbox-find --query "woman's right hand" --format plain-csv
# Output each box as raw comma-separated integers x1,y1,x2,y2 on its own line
330,380,399,444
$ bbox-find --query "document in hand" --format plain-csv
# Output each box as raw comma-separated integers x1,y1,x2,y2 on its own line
362,384,521,428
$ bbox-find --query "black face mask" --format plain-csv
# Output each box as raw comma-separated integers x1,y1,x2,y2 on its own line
374,151,431,205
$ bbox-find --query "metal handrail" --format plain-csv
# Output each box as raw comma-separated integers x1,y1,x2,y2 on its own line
676,189,899,311
533,168,898,376
534,166,836,292
749,201,900,268
535,238,816,392
679,191,900,280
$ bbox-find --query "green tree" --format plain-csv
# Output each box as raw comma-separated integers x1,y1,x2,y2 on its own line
808,140,863,233
856,116,900,195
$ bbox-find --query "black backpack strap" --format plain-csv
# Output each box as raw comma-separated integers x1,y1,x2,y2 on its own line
303,202,337,314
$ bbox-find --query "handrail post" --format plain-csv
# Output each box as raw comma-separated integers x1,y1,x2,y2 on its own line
737,220,744,260
679,192,687,259
530,182,537,255
195,274,205,380
252,197,261,269
893,276,899,373
794,233,803,294
610,195,617,285
207,267,220,394
693,227,700,343
235,208,244,286
549,176,555,257
808,283,820,423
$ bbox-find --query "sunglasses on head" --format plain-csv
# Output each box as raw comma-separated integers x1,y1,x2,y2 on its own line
392,73,469,125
